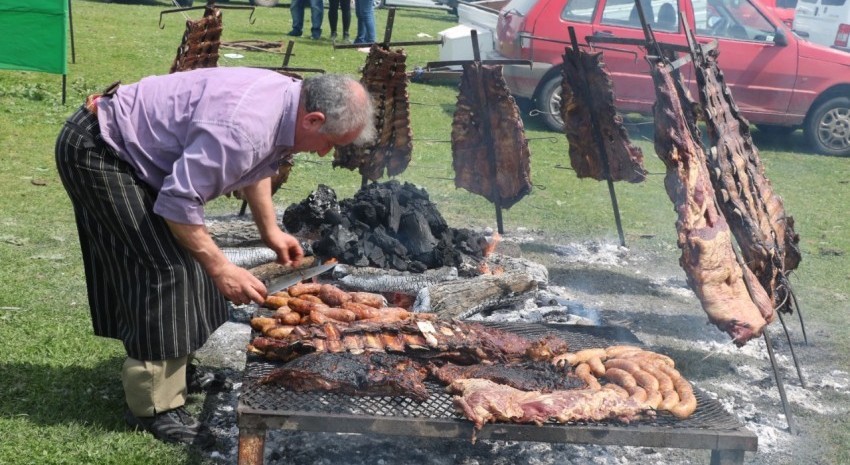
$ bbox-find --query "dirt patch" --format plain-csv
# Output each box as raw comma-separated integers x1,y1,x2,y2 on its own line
194,225,848,465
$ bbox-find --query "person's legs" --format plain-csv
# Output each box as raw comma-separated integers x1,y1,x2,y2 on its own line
309,0,324,39
328,0,339,38
354,0,365,43
362,0,376,43
341,0,352,40
289,0,304,36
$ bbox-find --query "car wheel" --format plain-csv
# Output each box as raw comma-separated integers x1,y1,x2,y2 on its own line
253,0,280,6
805,96,850,156
373,0,385,9
535,75,565,132
756,124,796,136
174,0,193,6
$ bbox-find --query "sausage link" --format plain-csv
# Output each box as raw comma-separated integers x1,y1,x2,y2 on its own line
319,284,352,307
288,282,322,296
349,291,387,308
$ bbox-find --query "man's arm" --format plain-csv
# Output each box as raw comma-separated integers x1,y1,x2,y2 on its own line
165,220,267,305
240,177,304,266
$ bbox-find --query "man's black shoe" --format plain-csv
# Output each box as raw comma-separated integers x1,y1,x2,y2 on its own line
187,364,232,394
287,30,302,37
125,406,215,448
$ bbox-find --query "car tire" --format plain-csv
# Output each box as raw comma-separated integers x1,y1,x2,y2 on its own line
253,0,279,6
373,0,385,9
535,75,565,132
756,124,796,136
805,96,850,156
174,0,193,6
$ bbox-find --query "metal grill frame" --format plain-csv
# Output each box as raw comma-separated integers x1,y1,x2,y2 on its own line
236,323,758,465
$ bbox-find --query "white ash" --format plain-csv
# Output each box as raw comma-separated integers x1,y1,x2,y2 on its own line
553,241,630,267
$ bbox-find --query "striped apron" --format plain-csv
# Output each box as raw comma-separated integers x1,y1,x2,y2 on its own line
54,105,228,361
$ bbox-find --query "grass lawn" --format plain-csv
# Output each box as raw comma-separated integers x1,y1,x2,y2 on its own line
1,0,848,463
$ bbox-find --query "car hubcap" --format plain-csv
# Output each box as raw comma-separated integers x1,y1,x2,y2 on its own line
550,90,563,126
817,107,850,151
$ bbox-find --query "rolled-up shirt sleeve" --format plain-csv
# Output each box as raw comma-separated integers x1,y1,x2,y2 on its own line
154,122,257,225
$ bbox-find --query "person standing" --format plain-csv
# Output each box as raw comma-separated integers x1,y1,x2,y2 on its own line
354,0,377,45
288,0,325,39
328,0,352,42
55,68,374,447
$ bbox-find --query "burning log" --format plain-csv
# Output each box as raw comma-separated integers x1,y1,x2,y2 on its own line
559,48,646,183
692,47,801,315
650,60,772,346
412,270,538,319
282,181,492,274
451,63,532,210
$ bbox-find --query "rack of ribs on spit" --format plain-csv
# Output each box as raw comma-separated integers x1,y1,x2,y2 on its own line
170,7,223,74
451,63,532,209
334,45,412,181
692,46,801,314
559,48,646,183
650,60,774,345
248,318,568,364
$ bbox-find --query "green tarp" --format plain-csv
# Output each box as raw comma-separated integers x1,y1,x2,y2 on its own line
0,0,68,75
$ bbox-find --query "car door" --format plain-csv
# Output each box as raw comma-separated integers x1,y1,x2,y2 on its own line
590,0,690,112
691,0,796,119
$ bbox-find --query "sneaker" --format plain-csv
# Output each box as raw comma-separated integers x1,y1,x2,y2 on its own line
287,30,302,37
343,33,351,43
125,406,215,448
330,32,337,40
187,364,232,394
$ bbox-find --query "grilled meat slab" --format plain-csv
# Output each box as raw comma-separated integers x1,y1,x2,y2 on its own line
249,318,568,364
449,378,647,430
451,63,532,209
261,351,429,401
170,7,222,73
560,48,646,183
650,60,772,346
693,47,800,316
431,361,586,392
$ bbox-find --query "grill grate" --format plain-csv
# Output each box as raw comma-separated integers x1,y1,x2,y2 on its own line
240,323,743,431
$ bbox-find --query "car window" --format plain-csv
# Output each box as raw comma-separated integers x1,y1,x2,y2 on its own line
775,0,797,7
563,0,598,22
503,0,540,15
600,0,680,30
694,0,777,41
797,0,815,4
822,0,846,6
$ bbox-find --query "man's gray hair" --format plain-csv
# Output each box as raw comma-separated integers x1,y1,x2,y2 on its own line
302,74,375,145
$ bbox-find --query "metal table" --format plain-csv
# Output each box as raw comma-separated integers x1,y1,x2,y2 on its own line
237,323,758,465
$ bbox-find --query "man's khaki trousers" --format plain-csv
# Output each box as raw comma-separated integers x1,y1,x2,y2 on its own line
122,356,189,417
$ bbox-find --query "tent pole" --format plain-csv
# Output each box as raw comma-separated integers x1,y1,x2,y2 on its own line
62,75,67,105
68,0,76,64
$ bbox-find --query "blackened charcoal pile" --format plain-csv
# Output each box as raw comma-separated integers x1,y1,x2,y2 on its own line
282,181,488,274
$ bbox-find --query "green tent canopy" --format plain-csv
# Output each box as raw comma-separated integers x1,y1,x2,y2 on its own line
0,0,68,75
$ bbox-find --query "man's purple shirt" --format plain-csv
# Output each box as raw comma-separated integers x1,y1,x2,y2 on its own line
96,67,301,225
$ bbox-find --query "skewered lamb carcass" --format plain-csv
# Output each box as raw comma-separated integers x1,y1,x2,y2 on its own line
692,46,801,314
650,60,774,345
334,45,412,181
248,318,568,364
170,6,223,74
559,48,646,183
451,63,532,209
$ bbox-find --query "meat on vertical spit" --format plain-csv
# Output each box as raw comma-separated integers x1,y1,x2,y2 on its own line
692,47,801,314
451,63,532,209
170,7,223,74
650,60,773,345
334,45,412,181
560,48,646,183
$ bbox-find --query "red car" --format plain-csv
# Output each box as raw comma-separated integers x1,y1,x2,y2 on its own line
495,0,850,155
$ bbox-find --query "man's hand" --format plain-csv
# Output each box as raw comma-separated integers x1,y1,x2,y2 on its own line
208,262,267,305
264,228,305,267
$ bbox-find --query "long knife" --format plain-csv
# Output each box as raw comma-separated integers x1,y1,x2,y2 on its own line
265,261,337,295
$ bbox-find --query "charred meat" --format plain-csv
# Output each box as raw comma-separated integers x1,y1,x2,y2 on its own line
431,361,586,392
170,7,222,74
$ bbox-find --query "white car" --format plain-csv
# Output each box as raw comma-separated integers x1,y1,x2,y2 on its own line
794,0,850,51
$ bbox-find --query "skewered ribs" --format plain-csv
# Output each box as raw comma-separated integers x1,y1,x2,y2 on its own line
560,48,646,183
692,46,801,314
650,60,773,345
334,45,412,181
451,63,532,209
170,6,223,74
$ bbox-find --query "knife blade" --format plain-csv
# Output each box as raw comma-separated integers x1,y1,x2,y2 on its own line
264,261,337,295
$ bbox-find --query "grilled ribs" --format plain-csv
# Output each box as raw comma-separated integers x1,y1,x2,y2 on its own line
248,318,568,364
261,351,430,401
450,378,647,430
431,361,586,392
693,46,800,315
334,45,412,181
170,6,223,74
650,60,772,345
560,48,646,183
451,63,532,209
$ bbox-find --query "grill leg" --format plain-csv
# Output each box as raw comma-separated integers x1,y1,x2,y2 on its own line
238,428,266,465
710,449,745,465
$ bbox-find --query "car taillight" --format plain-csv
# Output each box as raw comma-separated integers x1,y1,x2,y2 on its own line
835,23,850,48
520,35,532,49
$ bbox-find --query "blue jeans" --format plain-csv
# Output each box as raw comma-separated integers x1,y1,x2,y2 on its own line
353,0,376,44
290,0,324,38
